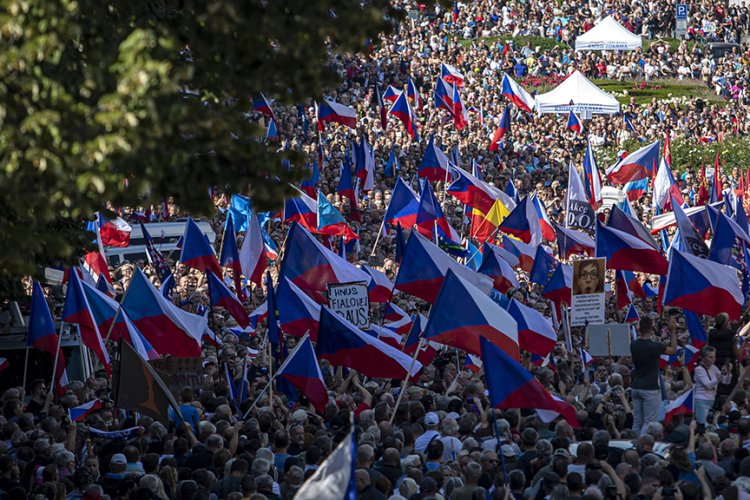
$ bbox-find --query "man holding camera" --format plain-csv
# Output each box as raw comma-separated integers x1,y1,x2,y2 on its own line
630,314,678,436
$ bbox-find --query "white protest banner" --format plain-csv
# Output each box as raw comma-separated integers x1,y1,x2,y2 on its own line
571,258,606,327
327,282,370,329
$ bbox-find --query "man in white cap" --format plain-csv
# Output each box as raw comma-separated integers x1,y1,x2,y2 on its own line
414,412,441,453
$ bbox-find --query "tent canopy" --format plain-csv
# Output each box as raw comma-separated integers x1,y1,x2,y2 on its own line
534,71,620,116
575,16,642,51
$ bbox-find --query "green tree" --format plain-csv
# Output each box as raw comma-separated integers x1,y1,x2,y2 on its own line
0,0,408,285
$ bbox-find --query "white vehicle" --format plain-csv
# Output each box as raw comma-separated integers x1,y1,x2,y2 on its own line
104,219,217,265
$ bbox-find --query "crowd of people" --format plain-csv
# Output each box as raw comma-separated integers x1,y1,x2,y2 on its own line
12,0,750,499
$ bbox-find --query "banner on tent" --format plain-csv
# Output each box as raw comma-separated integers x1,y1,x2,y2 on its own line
327,282,371,329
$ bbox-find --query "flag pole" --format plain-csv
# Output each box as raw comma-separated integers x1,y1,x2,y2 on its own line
388,341,422,425
369,218,387,257
21,345,30,392
104,276,135,343
243,333,308,419
49,325,65,396
267,341,274,406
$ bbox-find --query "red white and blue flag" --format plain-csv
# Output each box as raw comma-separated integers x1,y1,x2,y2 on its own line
316,98,357,131
501,73,535,112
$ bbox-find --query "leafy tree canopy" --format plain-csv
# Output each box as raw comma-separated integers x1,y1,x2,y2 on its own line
0,0,411,282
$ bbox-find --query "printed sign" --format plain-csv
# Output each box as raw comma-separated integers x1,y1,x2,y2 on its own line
571,258,606,326
148,357,204,396
327,282,371,329
566,199,595,231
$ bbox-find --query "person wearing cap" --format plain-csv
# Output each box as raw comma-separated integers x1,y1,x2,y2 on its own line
100,454,132,498
414,412,441,453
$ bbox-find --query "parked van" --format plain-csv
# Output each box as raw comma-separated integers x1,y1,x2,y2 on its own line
104,219,217,265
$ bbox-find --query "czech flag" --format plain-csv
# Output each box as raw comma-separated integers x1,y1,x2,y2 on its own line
383,85,403,103
665,389,693,425
624,177,649,202
403,314,439,367
464,354,483,373
606,140,660,184
317,191,358,241
179,217,221,276
625,303,639,323
583,142,603,209
375,85,388,130
566,111,582,135
501,73,535,112
207,271,249,328
556,224,595,260
653,157,684,211
501,236,536,273
220,212,244,297
508,298,556,357
62,270,111,376
248,302,268,330
383,177,420,231
684,311,707,349
609,206,660,249
418,135,452,182
97,212,132,247
300,161,320,198
294,430,357,500
447,166,498,216
239,210,267,287
480,337,578,427
532,196,556,241
389,91,419,139
542,263,573,308
385,312,413,336
452,83,469,130
277,277,320,339
489,107,511,152
122,268,207,357
595,220,668,275
478,243,519,293
441,62,464,87
68,399,103,422
316,306,422,379
277,335,328,413
663,250,743,319
28,282,68,395
407,76,422,110
362,265,394,303
416,179,453,239
80,279,158,360
266,118,279,141
498,196,541,245
385,301,411,322
433,77,455,113
316,98,357,131
279,223,370,302
252,93,275,120
336,153,360,222
394,231,493,303
423,270,519,359
284,187,319,232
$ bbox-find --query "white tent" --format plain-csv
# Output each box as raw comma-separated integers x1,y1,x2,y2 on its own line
534,71,620,116
574,16,642,51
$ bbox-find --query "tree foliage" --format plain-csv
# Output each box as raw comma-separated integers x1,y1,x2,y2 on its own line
0,0,407,280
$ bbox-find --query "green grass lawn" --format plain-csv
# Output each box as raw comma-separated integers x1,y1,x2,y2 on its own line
593,79,722,104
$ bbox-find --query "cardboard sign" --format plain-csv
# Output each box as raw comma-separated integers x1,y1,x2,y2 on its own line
571,258,606,327
148,357,204,396
587,324,632,357
327,282,370,329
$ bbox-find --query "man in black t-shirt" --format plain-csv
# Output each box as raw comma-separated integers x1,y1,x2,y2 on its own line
630,315,677,436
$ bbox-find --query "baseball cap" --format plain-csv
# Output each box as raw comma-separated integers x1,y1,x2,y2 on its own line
110,453,127,465
424,412,439,427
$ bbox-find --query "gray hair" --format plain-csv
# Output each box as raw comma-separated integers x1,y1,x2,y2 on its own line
251,458,270,476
